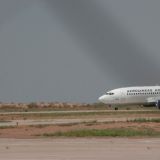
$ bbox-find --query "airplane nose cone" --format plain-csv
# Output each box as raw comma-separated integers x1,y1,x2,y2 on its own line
98,95,106,103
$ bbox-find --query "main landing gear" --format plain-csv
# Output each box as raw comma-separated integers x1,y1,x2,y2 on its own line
108,105,118,110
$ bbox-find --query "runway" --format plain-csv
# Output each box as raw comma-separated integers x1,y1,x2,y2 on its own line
0,109,158,115
0,117,160,127
0,138,159,160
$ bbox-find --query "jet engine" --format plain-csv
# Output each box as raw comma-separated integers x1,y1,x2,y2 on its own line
156,100,160,109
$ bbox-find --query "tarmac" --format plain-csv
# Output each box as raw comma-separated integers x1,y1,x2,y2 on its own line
0,138,159,160
1,117,160,127
0,109,158,115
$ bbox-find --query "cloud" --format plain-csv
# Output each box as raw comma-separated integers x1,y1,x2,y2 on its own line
45,0,160,86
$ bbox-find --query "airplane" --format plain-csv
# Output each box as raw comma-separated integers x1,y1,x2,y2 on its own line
98,86,160,110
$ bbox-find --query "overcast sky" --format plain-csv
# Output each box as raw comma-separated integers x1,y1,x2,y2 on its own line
0,0,160,103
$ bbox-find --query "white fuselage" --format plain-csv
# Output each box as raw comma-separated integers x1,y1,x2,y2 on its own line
99,86,160,106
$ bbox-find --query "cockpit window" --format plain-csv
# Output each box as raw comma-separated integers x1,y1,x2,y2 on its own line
106,92,114,95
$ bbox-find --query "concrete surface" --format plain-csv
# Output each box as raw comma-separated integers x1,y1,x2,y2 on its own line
0,138,159,160
0,110,158,115
1,117,160,127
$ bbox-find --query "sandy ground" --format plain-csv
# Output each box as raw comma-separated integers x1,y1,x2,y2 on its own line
0,138,159,160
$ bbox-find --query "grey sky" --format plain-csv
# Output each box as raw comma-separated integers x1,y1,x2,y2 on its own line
0,0,160,103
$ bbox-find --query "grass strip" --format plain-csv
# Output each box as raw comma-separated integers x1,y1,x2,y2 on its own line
41,128,160,137
0,126,15,129
0,120,11,123
129,118,160,123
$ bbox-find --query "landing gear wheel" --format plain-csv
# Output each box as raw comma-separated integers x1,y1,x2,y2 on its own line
114,107,118,110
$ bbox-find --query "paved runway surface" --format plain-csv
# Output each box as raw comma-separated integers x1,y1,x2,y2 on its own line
0,138,159,160
0,110,158,115
1,116,160,127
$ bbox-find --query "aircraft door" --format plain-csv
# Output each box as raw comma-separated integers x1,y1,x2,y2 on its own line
120,90,126,104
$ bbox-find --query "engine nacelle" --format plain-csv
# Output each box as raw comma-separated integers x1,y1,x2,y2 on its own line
155,100,160,109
